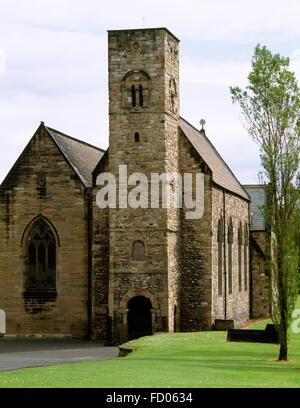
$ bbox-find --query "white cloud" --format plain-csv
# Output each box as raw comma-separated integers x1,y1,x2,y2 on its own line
0,50,6,74
290,49,300,81
181,58,251,87
2,0,300,42
1,25,106,92
0,25,109,183
0,1,300,185
40,0,300,39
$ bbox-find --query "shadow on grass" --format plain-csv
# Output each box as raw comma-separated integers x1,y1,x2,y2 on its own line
128,348,300,375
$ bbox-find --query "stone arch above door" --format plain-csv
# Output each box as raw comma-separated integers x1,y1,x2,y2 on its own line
119,289,159,310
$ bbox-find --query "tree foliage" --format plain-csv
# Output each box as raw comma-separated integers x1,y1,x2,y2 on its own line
230,44,300,361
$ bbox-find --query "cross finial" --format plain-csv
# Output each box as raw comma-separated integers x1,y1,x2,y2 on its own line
200,119,206,131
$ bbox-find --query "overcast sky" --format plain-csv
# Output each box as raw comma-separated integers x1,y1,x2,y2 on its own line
1,0,300,184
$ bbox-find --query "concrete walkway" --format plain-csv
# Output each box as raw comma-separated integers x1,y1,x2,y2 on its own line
0,338,119,372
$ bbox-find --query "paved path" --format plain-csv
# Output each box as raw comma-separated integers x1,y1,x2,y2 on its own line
0,338,119,372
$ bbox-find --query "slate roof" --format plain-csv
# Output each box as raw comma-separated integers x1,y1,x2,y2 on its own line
243,185,266,230
45,125,105,188
48,119,250,200
1,119,250,200
180,117,249,200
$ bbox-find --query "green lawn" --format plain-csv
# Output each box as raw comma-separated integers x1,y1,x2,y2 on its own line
0,298,300,388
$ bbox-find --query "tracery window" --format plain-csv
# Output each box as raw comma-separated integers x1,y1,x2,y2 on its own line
26,219,56,290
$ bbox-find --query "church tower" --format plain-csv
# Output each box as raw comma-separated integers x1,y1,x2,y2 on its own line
107,28,180,343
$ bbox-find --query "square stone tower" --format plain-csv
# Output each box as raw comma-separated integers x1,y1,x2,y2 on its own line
107,28,180,343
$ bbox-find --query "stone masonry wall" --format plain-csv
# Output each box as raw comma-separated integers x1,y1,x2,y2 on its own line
91,153,110,340
107,28,180,344
211,188,250,327
179,130,213,331
251,230,269,318
0,126,89,338
211,186,225,320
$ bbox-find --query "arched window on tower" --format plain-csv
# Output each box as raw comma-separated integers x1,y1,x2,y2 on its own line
138,84,143,106
131,85,136,107
134,132,140,143
132,240,145,261
26,219,57,290
227,219,233,295
122,70,151,108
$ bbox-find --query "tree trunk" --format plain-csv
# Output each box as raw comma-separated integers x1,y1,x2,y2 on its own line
278,332,288,361
277,241,289,361
278,292,288,360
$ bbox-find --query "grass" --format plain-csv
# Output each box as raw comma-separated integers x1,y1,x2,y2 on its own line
0,297,299,388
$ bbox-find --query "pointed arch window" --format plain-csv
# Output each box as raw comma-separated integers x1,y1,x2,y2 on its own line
26,219,57,290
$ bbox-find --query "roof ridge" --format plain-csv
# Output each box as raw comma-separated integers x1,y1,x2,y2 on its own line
45,125,105,153
43,124,104,188
243,184,266,188
0,128,39,189
180,116,250,200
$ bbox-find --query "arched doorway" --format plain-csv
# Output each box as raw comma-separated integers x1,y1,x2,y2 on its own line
128,296,152,340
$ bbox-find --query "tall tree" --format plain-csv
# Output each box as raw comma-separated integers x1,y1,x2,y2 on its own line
230,44,300,361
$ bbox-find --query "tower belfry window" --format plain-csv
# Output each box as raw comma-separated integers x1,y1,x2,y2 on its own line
134,132,140,143
131,85,136,107
138,85,143,106
122,70,151,108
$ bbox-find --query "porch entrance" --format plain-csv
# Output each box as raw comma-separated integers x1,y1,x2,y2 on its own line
128,296,152,340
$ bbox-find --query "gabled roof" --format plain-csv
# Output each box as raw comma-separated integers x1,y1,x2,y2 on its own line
0,123,105,191
243,185,266,230
180,117,249,200
44,125,105,188
1,119,250,198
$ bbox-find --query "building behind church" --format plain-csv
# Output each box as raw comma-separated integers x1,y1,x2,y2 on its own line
0,28,269,344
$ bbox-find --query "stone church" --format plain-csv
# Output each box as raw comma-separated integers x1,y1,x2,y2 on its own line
0,28,269,344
